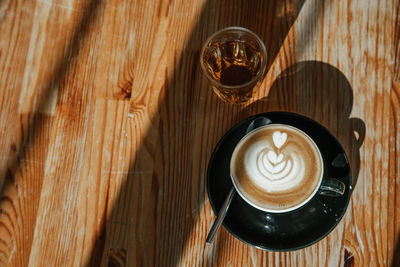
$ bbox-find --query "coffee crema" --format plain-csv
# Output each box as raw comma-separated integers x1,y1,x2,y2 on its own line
231,124,323,212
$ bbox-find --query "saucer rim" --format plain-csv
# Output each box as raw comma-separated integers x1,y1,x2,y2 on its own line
206,111,352,251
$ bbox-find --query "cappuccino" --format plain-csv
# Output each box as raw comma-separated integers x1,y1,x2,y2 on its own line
231,124,323,212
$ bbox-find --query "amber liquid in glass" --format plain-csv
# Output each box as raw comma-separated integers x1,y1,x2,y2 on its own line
205,40,262,103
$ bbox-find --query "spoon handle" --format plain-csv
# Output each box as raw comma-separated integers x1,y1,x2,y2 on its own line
206,187,235,243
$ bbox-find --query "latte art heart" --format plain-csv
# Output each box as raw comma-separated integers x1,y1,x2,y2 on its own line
249,144,304,190
262,152,289,174
231,124,324,212
272,131,287,149
267,150,284,164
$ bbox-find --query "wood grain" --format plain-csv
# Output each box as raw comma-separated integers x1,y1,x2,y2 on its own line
0,0,399,266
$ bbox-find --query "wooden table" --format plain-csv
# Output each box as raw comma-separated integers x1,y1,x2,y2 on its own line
0,0,399,266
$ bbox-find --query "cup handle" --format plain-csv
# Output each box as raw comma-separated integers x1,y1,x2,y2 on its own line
318,178,346,196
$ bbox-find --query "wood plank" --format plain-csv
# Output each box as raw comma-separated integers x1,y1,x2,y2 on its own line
0,0,54,265
0,0,398,265
389,2,400,262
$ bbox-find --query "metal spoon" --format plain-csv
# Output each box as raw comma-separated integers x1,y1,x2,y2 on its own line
206,116,271,244
206,187,235,243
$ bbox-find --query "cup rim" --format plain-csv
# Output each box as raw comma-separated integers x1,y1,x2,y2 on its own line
229,123,324,213
200,26,267,89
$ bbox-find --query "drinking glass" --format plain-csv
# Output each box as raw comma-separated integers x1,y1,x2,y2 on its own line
200,27,267,104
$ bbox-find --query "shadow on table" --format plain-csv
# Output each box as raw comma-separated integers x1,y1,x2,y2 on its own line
0,0,102,193
392,233,400,267
242,61,366,190
87,0,307,266
0,0,103,264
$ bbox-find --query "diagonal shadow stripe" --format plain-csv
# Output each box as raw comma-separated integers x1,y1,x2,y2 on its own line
0,0,104,263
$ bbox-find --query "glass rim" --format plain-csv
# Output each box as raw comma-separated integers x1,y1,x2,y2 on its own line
200,26,268,89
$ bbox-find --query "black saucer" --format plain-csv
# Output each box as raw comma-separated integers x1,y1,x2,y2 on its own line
207,112,352,251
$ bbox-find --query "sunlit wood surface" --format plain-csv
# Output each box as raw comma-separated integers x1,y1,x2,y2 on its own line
0,0,399,266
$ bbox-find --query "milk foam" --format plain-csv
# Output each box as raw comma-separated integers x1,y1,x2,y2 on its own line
244,140,305,192
231,124,323,212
